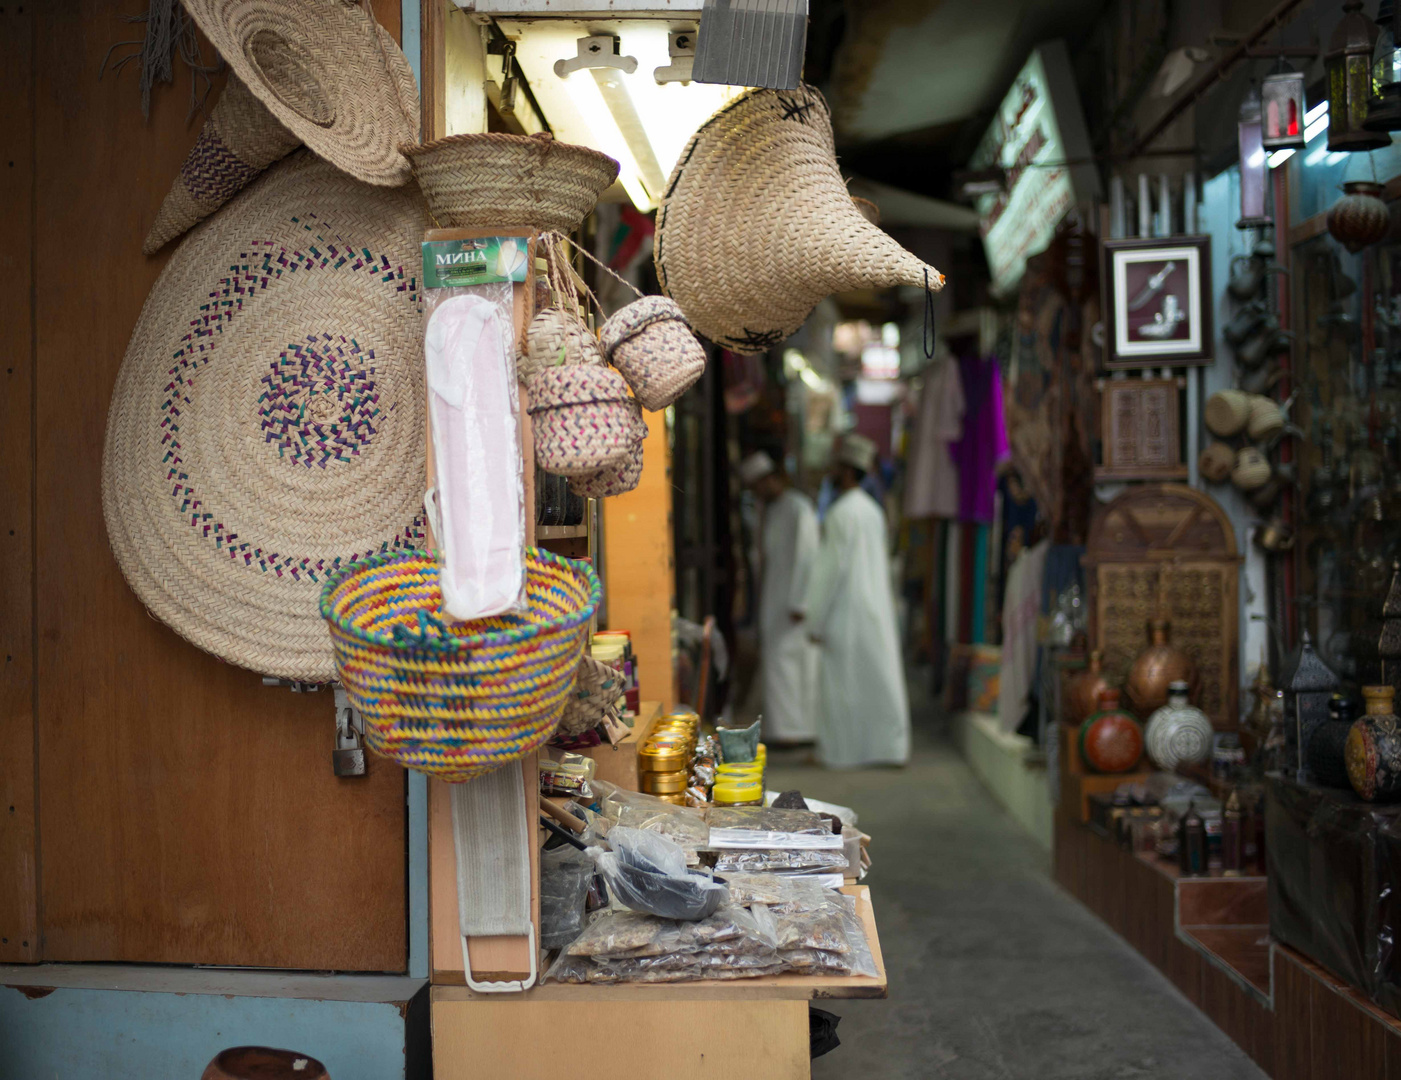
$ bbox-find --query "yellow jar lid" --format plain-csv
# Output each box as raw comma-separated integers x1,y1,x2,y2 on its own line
712,779,764,805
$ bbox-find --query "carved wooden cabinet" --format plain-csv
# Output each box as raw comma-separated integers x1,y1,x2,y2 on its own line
1083,485,1241,728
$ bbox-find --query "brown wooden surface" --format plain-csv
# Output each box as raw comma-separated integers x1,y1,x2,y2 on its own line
0,2,37,964
15,2,410,970
431,996,811,1080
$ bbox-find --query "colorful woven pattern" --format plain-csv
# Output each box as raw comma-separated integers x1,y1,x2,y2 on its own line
600,296,706,412
321,548,601,781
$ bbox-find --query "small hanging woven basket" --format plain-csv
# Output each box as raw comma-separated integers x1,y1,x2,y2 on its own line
527,365,640,476
320,548,600,782
557,655,626,736
518,307,606,383
600,296,706,411
568,434,645,498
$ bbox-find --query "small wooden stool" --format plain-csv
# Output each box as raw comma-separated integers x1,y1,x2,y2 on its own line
201,1047,329,1079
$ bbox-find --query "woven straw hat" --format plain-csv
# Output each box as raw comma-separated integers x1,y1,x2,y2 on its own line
103,151,429,682
655,85,945,353
181,0,420,187
401,133,619,232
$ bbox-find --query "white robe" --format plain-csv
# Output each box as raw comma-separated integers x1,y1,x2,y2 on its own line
806,487,910,767
758,488,820,742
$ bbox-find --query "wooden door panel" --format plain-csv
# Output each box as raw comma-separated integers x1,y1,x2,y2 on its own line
0,2,38,964
28,2,406,971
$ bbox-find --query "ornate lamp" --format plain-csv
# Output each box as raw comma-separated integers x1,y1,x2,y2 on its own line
1328,0,1391,150
1284,629,1340,783
1368,0,1401,130
1262,64,1307,149
1238,82,1272,228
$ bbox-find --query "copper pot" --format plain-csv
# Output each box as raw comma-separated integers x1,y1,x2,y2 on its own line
1126,619,1200,717
203,1048,329,1080
1067,649,1112,725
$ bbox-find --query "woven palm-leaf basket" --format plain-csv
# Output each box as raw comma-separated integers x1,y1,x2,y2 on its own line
402,132,619,233
321,548,602,781
655,85,945,353
102,151,429,683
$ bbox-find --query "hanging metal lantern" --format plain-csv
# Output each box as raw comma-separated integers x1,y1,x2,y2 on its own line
1238,82,1272,229
1262,66,1307,149
1367,0,1401,130
1328,0,1391,150
1327,180,1392,252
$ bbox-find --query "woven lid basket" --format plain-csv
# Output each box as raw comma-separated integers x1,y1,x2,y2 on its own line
655,85,945,353
321,548,601,781
182,0,420,187
103,151,429,682
402,132,620,232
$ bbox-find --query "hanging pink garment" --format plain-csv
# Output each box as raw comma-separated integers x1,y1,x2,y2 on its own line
424,292,525,620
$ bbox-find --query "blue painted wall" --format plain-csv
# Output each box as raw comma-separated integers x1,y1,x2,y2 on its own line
0,983,427,1080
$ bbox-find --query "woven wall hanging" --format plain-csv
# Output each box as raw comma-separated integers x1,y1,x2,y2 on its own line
103,150,429,682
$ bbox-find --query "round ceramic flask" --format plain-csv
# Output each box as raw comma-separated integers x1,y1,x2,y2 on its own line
1144,680,1215,771
1080,688,1145,774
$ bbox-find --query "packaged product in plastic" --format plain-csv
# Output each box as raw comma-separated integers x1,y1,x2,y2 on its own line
591,779,710,850
540,844,594,951
710,848,851,874
589,826,728,921
420,235,530,620
720,872,829,911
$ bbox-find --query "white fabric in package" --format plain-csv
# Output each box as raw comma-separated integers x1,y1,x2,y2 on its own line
424,292,525,620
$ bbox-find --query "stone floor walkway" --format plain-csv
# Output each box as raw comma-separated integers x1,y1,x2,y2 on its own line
764,703,1267,1080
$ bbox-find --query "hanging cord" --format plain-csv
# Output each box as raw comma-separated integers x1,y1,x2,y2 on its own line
100,0,222,122
923,268,937,360
544,230,646,325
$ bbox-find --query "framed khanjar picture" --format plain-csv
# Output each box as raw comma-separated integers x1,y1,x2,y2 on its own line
1101,236,1213,368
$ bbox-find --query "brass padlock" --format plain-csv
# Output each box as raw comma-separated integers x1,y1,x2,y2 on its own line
332,686,366,778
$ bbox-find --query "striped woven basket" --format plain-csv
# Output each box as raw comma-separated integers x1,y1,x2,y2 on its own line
321,548,601,781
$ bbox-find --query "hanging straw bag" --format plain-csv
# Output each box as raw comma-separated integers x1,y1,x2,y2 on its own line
599,296,706,411
321,548,601,781
557,655,626,737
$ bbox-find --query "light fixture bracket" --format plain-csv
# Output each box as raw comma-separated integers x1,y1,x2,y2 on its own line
554,34,638,79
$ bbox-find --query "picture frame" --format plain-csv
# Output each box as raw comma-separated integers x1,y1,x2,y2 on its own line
1101,236,1213,368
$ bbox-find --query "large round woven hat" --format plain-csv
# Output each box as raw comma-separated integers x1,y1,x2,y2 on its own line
103,150,429,682
401,133,619,232
655,85,945,353
181,0,419,187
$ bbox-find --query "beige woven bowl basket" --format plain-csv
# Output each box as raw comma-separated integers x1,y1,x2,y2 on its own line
402,132,620,232
655,85,944,354
102,151,429,682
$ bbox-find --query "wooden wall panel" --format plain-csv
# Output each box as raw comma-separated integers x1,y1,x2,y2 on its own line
0,1,37,965
27,3,406,970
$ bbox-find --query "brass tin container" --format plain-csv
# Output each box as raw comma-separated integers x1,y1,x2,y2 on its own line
641,770,689,794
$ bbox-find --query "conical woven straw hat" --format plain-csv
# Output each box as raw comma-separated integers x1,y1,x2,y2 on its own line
655,85,945,353
181,0,420,188
103,151,429,682
144,20,419,256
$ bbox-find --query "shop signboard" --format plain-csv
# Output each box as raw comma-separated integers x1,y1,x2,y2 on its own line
971,41,1099,294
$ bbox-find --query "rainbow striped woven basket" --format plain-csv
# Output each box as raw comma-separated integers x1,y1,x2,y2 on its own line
320,548,601,782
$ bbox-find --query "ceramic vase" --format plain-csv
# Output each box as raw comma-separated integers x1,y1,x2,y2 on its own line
1347,685,1401,801
1080,688,1144,773
1126,620,1200,717
1144,680,1215,771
